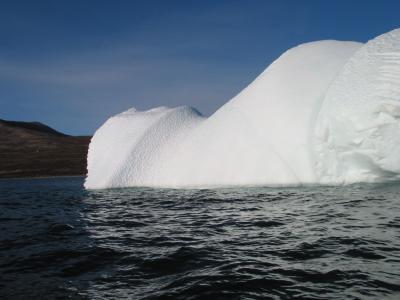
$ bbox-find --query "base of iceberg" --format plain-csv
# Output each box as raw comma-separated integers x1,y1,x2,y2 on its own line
85,28,400,189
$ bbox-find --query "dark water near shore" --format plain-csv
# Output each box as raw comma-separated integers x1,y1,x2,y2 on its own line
1,177,400,299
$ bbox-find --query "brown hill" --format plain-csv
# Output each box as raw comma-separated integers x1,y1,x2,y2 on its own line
0,119,91,178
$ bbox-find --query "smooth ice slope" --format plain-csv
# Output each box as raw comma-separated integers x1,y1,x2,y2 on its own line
86,28,400,189
158,41,361,187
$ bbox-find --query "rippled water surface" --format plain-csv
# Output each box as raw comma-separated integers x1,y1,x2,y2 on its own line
1,177,400,299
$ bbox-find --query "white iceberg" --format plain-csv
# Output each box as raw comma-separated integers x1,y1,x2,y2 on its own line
85,28,400,189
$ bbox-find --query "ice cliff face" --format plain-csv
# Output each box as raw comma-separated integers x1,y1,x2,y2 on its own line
85,28,400,189
315,29,400,184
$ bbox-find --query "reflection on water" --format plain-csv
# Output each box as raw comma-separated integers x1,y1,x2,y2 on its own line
1,177,400,299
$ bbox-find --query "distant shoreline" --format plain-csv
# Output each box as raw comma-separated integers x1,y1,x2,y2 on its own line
0,175,86,180
0,119,91,180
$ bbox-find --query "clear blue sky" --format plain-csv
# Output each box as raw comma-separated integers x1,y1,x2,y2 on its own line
1,0,400,135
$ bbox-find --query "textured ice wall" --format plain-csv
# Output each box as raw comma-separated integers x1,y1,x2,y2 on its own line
85,28,400,189
315,29,400,183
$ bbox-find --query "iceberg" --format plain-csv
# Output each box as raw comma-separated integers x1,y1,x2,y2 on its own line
85,28,400,189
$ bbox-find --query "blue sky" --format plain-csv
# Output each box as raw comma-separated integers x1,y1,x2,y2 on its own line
1,0,400,135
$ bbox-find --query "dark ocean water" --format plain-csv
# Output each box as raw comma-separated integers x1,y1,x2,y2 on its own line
1,177,400,299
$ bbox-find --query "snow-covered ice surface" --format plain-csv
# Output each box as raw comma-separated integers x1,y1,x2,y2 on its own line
85,106,204,188
85,29,400,189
